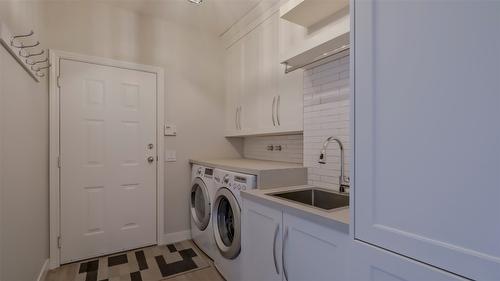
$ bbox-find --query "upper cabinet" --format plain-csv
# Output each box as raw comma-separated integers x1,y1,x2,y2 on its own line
225,11,304,137
225,39,244,135
353,0,500,280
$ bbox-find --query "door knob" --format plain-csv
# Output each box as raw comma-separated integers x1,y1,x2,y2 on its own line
147,156,155,163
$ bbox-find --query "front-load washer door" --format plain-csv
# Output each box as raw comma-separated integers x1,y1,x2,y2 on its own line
213,188,241,259
190,178,211,231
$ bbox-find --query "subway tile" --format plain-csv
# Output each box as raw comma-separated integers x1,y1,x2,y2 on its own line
303,55,351,191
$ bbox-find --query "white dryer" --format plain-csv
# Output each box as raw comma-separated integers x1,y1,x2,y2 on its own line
190,164,216,259
212,168,257,281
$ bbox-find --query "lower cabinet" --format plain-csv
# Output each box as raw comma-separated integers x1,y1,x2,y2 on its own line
350,241,467,281
241,199,283,281
242,198,349,281
242,197,466,281
283,213,349,281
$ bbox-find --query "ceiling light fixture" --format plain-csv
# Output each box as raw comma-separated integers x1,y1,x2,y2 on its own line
188,0,203,4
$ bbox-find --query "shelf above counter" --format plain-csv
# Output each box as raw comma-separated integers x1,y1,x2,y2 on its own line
280,0,349,28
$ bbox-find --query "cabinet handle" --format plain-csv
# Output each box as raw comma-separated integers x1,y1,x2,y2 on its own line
272,96,276,126
235,106,239,130
283,226,289,281
238,106,242,130
272,223,280,275
276,95,281,126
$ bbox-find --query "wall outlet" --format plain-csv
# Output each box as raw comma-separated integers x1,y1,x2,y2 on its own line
166,150,177,162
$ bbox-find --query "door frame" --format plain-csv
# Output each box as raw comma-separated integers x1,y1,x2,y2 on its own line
48,50,165,269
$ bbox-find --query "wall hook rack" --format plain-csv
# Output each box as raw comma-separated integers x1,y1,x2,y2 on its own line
0,21,47,82
19,49,44,58
9,29,34,47
26,57,48,66
32,64,51,72
16,40,40,49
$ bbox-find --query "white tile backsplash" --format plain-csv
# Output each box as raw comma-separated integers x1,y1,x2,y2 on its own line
303,54,350,192
243,134,303,164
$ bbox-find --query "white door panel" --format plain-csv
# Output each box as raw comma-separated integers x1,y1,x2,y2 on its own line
60,59,157,263
354,0,500,280
351,241,466,281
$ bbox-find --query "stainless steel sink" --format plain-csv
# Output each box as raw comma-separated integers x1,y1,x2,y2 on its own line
270,188,349,211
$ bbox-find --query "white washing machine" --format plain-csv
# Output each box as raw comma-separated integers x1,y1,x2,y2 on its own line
212,168,257,281
190,164,216,259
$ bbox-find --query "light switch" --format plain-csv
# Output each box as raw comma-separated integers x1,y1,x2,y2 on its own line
166,150,177,162
164,124,177,136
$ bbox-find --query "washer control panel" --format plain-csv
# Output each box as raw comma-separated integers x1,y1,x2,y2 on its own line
214,169,257,195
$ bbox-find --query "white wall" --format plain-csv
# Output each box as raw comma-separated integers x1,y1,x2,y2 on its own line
243,134,303,163
0,2,242,279
303,53,350,191
0,2,49,281
37,2,242,236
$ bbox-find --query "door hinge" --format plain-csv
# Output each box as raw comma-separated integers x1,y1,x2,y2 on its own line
57,236,62,249
57,75,61,88
57,156,61,168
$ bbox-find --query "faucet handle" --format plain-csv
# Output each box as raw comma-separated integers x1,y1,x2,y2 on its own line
318,153,326,164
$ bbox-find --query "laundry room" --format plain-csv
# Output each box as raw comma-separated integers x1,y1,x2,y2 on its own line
0,1,499,281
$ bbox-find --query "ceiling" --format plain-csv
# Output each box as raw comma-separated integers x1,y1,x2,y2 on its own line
107,0,263,36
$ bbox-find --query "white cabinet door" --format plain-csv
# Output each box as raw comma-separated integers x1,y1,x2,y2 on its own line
60,59,157,263
351,241,466,281
240,27,261,133
225,40,243,135
283,213,349,281
260,12,304,134
276,64,303,132
241,198,283,281
354,1,500,280
258,12,280,131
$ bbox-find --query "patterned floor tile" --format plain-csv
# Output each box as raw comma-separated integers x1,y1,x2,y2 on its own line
46,240,210,281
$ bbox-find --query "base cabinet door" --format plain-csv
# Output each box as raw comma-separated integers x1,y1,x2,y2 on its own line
241,199,283,281
351,241,466,281
282,213,349,281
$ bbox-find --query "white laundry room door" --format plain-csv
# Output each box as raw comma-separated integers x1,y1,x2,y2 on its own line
59,59,157,263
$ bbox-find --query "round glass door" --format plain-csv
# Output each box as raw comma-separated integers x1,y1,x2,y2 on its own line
190,178,211,231
213,188,241,259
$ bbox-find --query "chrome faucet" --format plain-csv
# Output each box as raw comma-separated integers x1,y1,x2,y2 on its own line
318,136,350,192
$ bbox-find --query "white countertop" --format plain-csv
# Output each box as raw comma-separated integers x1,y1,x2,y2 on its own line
189,158,305,175
241,185,349,227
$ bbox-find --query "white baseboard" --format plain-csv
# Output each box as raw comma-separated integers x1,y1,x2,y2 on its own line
35,259,49,281
162,230,192,245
